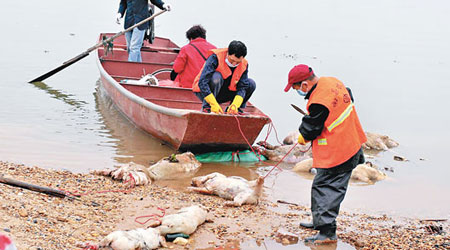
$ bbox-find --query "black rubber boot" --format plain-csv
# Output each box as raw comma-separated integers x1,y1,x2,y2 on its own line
299,222,315,229
304,227,337,244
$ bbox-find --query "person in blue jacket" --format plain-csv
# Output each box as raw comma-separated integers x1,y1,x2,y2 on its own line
116,0,172,62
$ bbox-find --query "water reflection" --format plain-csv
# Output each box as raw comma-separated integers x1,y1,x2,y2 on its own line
29,81,87,108
197,238,354,250
94,79,174,166
94,78,262,191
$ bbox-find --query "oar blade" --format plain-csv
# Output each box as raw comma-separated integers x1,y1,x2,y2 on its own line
29,52,89,83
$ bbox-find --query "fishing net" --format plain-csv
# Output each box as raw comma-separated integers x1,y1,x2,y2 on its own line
195,150,266,163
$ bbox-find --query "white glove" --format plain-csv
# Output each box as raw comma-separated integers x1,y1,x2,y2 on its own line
163,3,171,11
116,13,122,25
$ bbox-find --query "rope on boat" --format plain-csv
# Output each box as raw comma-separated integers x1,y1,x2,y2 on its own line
230,107,311,179
102,35,114,56
231,114,285,178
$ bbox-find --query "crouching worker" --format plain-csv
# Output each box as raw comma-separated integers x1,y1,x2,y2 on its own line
192,40,256,114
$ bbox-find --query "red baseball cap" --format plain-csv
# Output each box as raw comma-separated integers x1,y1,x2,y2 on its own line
284,64,314,92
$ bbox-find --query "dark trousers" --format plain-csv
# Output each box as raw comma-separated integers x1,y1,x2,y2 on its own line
194,72,256,110
311,147,365,231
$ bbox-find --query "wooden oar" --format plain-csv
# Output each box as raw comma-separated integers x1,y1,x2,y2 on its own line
29,9,167,83
0,174,72,198
0,174,100,206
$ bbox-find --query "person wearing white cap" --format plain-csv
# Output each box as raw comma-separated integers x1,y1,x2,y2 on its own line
285,64,367,244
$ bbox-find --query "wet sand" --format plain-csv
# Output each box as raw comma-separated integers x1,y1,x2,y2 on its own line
1,161,448,250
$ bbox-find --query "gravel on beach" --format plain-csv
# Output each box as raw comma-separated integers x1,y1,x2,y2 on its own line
1,161,448,250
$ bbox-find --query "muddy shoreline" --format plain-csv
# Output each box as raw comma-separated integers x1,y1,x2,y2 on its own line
1,161,448,250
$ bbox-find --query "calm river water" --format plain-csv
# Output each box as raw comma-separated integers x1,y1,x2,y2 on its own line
1,0,449,222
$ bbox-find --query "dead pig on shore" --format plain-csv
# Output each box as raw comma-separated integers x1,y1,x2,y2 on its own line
189,172,264,206
256,131,399,163
99,227,166,250
282,131,399,150
293,158,387,184
91,152,201,186
253,141,312,163
98,205,207,250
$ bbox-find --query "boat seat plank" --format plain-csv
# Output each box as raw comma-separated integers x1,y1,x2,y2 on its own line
101,58,173,67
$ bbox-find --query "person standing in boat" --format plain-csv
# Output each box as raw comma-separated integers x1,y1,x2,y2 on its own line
284,64,367,244
192,40,256,114
116,0,172,62
170,25,217,88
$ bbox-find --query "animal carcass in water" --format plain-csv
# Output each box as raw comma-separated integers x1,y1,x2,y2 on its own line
149,205,207,236
91,152,201,186
351,162,386,184
98,228,167,250
292,158,315,173
147,152,201,180
282,130,300,145
254,141,312,163
188,172,264,206
293,159,386,184
363,132,399,151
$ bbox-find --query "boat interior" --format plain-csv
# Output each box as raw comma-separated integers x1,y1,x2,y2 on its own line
97,33,265,115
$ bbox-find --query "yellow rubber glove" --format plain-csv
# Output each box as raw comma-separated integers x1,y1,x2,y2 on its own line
204,93,223,114
298,133,309,145
227,95,244,114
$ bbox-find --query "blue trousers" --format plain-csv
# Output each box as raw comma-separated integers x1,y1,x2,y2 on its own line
195,72,256,110
125,27,146,62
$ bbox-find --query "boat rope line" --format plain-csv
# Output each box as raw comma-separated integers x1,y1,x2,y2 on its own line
134,206,166,225
262,119,283,145
59,173,136,197
101,35,114,56
262,143,299,179
232,114,301,179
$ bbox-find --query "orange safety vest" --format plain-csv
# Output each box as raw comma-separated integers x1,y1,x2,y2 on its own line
307,77,367,168
192,48,248,92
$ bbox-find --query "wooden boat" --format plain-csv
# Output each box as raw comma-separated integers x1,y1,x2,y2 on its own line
95,33,270,153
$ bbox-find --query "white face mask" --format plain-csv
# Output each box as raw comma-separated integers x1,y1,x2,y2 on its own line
225,57,239,68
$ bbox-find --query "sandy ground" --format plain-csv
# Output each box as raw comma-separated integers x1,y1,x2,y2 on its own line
1,161,449,250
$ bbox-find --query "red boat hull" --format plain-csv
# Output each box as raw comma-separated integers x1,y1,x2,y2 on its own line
96,33,270,152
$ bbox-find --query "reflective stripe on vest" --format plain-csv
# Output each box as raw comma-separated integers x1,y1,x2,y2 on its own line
327,103,354,132
307,77,367,168
317,138,327,145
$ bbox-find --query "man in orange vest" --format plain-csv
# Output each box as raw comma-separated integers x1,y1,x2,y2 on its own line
192,40,256,114
284,64,367,244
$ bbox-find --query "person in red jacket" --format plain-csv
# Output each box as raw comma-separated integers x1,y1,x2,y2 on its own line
170,25,217,88
284,64,367,244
